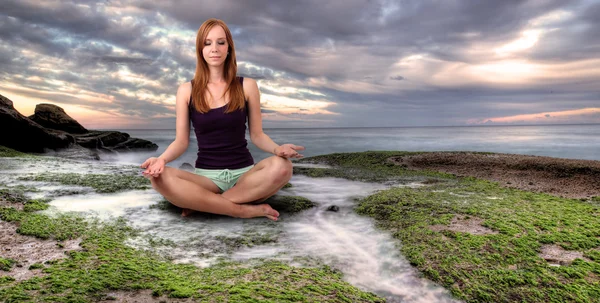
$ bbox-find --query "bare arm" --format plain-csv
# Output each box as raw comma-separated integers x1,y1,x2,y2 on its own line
158,82,192,163
245,78,304,158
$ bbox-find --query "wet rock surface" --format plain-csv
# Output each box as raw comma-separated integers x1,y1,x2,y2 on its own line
390,151,600,199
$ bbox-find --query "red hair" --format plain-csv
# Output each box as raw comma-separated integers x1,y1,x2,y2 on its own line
192,18,245,114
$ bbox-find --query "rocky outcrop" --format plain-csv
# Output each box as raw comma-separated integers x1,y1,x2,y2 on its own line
0,94,158,156
0,95,75,153
28,103,88,134
73,131,157,152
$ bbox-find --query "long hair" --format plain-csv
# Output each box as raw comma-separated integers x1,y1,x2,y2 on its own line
192,18,245,114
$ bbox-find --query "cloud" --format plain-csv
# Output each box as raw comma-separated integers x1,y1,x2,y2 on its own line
0,0,599,128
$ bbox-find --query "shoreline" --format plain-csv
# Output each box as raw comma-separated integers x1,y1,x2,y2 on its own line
389,151,600,200
2,149,599,302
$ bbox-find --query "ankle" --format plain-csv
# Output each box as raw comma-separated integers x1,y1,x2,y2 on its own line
233,204,248,218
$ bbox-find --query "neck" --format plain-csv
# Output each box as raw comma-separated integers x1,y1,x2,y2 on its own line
208,66,225,83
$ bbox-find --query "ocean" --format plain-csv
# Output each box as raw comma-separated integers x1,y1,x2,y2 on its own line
114,124,600,167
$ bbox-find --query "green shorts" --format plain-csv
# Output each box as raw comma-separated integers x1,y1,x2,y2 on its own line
194,165,254,193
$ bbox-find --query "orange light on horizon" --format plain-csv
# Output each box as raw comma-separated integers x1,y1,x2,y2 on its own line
468,108,600,125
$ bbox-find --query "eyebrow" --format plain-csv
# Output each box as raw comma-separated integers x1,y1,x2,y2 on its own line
205,37,226,40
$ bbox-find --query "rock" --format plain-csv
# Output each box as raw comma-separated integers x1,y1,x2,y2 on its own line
265,195,316,214
0,94,75,153
112,138,158,152
28,103,88,134
179,163,195,172
73,131,157,152
0,94,158,155
326,205,339,212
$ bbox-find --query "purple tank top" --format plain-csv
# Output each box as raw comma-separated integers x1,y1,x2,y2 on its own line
189,77,254,169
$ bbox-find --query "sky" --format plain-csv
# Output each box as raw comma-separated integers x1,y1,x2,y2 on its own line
1,0,599,129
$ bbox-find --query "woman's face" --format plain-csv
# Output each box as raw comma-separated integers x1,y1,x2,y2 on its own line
202,25,229,67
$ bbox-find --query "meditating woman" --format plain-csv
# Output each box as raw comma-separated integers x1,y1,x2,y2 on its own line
141,18,304,221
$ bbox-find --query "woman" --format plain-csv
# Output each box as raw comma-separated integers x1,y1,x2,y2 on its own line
141,18,304,221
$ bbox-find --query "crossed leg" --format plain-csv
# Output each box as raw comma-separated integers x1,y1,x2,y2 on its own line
148,167,280,220
221,156,293,204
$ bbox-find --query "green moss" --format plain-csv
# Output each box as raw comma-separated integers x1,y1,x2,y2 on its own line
0,276,15,285
1,206,87,240
28,263,44,270
0,257,16,271
282,182,293,189
0,188,28,203
296,151,454,182
0,202,384,302
264,195,317,214
23,198,51,212
215,232,278,249
295,151,600,302
355,177,600,302
18,172,151,193
0,146,31,158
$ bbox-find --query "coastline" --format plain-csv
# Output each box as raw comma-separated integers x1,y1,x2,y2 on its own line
1,148,599,302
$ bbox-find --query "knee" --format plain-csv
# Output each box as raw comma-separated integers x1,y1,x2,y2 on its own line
149,168,170,190
270,157,293,183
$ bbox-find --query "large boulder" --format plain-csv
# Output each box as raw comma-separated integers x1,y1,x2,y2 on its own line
0,95,75,153
0,94,158,156
28,103,88,134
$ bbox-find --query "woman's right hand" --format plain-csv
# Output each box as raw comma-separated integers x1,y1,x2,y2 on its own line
141,157,166,178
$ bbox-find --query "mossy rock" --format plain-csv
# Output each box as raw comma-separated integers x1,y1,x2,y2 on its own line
0,201,384,302
295,151,453,182
0,145,31,157
0,188,28,203
265,195,316,214
0,257,16,271
23,198,51,212
18,172,151,193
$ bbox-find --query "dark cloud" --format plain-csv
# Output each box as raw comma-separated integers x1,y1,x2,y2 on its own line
0,0,598,127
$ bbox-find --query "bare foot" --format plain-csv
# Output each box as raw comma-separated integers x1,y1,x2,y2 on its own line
240,204,280,221
181,208,196,217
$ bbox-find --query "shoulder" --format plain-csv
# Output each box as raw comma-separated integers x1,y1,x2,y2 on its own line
176,81,192,104
241,77,258,96
178,81,192,94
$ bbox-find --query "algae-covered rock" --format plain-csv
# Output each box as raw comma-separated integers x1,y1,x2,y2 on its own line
0,146,31,158
0,188,28,203
18,172,151,193
0,257,16,271
265,195,316,214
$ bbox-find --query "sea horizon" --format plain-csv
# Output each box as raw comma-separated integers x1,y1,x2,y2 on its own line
94,122,600,131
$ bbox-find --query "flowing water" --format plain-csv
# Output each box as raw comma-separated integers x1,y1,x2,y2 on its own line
5,124,599,302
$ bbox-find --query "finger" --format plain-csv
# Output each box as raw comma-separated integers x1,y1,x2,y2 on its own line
292,145,305,151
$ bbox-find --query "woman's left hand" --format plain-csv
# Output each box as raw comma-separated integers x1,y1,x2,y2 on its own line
275,144,305,159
